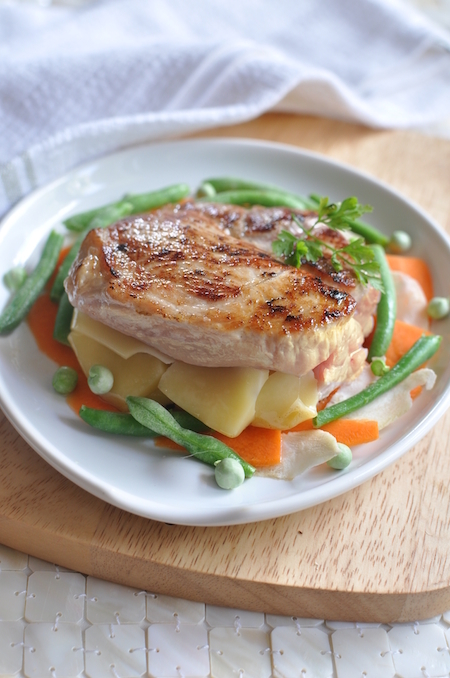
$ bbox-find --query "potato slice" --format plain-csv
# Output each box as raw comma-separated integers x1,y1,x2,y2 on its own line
159,362,269,437
68,330,168,411
71,310,173,363
253,371,318,429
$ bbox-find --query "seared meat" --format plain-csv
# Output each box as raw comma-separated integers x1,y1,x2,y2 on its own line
172,202,380,337
65,208,361,377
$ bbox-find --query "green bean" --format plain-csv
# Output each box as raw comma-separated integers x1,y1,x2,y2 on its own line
203,177,287,193
344,218,389,246
125,183,190,214
202,177,266,192
367,245,397,362
86,202,134,230
308,193,389,246
51,202,134,302
63,183,191,232
126,397,255,478
63,201,132,233
50,232,85,303
53,291,74,346
201,177,315,208
198,189,309,210
314,334,441,427
79,405,209,437
0,230,64,335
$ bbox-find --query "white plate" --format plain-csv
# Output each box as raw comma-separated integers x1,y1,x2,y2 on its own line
0,138,449,526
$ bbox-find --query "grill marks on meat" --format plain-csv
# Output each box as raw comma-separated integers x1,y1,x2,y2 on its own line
178,202,357,288
170,202,380,337
66,209,359,377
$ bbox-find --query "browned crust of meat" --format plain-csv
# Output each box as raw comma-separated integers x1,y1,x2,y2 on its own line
65,208,362,375
69,211,355,334
171,202,358,289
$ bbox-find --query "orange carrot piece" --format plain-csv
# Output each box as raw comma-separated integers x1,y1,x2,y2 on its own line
27,292,118,414
214,427,281,467
321,419,379,446
289,419,314,433
385,319,430,368
155,426,282,468
156,417,380,459
155,438,185,452
386,254,434,301
289,418,379,446
410,385,422,400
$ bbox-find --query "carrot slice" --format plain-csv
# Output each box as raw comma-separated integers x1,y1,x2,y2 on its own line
27,292,118,414
288,418,379,446
385,319,430,367
386,255,434,301
410,385,422,400
156,417,380,459
155,426,282,468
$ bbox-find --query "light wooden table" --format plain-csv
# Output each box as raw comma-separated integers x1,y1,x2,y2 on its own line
1,114,450,622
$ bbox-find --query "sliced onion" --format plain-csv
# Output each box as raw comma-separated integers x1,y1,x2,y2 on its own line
342,368,436,429
256,430,339,480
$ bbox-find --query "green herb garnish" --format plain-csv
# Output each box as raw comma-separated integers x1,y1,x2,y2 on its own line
315,196,373,229
272,198,382,290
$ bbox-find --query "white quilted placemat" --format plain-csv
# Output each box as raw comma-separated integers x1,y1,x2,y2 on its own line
1,543,449,678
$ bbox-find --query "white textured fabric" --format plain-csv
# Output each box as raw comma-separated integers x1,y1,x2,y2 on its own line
1,0,450,216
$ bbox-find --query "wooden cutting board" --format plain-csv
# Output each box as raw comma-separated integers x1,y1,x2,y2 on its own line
1,114,450,623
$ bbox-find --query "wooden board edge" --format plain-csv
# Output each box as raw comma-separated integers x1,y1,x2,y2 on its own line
1,513,447,623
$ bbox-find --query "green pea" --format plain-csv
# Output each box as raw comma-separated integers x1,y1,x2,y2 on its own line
388,231,412,254
52,366,78,395
214,458,245,489
88,365,114,395
196,182,217,199
3,266,27,292
427,296,450,320
370,358,390,377
327,443,352,470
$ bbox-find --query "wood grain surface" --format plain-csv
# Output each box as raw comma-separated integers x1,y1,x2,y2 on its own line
1,114,450,622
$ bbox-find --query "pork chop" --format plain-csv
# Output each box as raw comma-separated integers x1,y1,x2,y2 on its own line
65,208,361,377
170,201,380,337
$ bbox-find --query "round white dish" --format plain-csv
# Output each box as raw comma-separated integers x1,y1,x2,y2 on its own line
0,138,449,526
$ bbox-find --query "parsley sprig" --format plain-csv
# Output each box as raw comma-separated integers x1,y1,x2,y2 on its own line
272,197,383,291
315,195,373,229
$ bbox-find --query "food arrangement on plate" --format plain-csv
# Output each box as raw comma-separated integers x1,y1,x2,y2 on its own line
0,175,445,491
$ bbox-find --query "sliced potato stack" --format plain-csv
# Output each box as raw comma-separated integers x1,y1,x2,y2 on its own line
69,313,319,436
69,312,170,410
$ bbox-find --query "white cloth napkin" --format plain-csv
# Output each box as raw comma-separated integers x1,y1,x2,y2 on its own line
1,0,449,217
